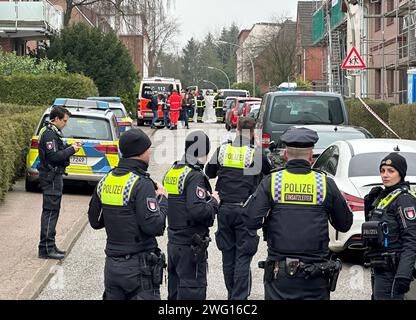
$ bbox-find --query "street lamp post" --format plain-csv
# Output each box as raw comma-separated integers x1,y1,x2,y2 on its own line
215,40,256,97
202,80,218,91
204,66,231,89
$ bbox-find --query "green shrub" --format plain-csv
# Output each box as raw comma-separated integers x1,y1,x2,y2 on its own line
389,104,416,140
0,73,98,106
0,104,45,201
345,98,393,138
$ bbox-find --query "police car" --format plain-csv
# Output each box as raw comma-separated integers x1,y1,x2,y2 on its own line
87,97,133,133
25,99,121,191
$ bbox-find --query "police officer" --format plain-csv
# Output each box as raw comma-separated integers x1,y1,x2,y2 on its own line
38,106,81,260
195,91,206,123
362,153,416,300
213,90,225,123
205,117,274,300
163,130,219,300
88,129,168,300
243,127,353,300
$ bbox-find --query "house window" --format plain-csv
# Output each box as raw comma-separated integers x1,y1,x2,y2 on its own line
374,2,381,32
387,70,394,98
375,69,381,99
387,0,395,26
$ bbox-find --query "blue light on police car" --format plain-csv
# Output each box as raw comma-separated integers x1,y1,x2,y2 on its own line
97,101,110,109
53,98,66,106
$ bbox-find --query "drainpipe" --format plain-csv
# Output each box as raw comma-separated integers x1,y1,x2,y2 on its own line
303,48,306,81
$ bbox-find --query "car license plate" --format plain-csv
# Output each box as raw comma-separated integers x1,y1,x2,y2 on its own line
70,156,87,165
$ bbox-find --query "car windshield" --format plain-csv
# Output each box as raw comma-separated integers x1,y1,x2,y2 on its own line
315,131,369,149
142,82,174,98
110,108,125,118
37,115,113,141
349,152,416,177
269,95,344,125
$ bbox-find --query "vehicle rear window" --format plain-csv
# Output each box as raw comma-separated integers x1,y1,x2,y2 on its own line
269,96,344,125
37,115,113,141
142,83,174,98
222,90,248,98
110,108,125,118
315,131,370,149
349,152,416,177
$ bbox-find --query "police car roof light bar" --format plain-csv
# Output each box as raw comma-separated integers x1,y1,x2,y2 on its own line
87,97,121,103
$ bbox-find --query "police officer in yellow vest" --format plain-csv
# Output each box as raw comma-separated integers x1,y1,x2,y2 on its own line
88,129,168,300
362,153,416,300
213,90,225,123
205,117,274,300
164,130,219,300
243,127,353,300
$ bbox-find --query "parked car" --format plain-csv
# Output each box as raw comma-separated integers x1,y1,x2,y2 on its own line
224,97,262,130
312,139,416,253
87,97,133,133
242,101,261,117
256,91,349,148
270,124,374,167
221,89,250,98
247,104,261,120
25,100,121,191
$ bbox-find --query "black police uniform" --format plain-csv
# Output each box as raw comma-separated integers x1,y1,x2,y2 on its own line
242,128,353,300
363,154,416,300
196,94,205,123
213,93,225,123
88,158,167,300
164,156,219,300
205,136,273,300
38,122,76,258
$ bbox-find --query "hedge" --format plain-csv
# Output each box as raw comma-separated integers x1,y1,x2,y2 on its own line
345,98,393,138
0,104,45,201
389,104,416,140
0,73,98,106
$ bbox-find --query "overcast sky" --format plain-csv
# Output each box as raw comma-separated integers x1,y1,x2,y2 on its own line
170,0,298,51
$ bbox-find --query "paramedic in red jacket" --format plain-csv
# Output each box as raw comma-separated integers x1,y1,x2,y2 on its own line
167,90,182,130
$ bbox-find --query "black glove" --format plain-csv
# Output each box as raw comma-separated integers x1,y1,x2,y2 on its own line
393,277,411,295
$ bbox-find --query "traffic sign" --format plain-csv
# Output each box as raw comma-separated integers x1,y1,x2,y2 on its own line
342,47,366,69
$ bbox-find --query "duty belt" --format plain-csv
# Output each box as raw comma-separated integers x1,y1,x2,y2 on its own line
220,201,245,207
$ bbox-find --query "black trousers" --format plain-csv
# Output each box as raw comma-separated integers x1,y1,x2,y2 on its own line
215,204,258,300
372,268,405,300
167,243,207,300
215,108,224,123
196,107,204,123
38,171,63,255
264,265,330,300
188,106,195,122
104,253,161,300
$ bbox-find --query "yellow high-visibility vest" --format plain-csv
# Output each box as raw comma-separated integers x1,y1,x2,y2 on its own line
271,170,327,205
218,144,255,169
163,166,192,195
97,172,140,206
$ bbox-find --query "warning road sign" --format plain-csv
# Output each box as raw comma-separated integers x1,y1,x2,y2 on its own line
342,47,366,69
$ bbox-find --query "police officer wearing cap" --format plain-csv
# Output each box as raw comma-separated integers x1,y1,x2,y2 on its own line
205,117,274,300
213,90,225,123
38,106,81,260
243,127,353,300
88,129,168,300
163,130,219,300
363,153,416,300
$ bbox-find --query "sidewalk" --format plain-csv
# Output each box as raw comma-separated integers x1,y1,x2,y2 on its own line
0,179,90,299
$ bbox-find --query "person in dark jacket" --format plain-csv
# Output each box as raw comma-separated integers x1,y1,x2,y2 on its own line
205,117,273,300
363,153,416,300
88,129,168,300
163,130,219,300
243,127,353,300
38,106,81,260
149,93,159,129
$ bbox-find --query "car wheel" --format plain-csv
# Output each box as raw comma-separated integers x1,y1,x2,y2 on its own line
25,178,40,192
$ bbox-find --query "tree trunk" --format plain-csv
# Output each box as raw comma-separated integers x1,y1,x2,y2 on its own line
64,1,74,27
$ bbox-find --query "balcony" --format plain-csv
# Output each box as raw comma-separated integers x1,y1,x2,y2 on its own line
0,1,63,40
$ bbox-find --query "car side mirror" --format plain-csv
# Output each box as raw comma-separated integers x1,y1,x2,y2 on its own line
269,141,277,151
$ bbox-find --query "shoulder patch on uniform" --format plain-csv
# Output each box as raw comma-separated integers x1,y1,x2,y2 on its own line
403,207,416,220
46,141,54,150
196,186,206,200
147,197,158,213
